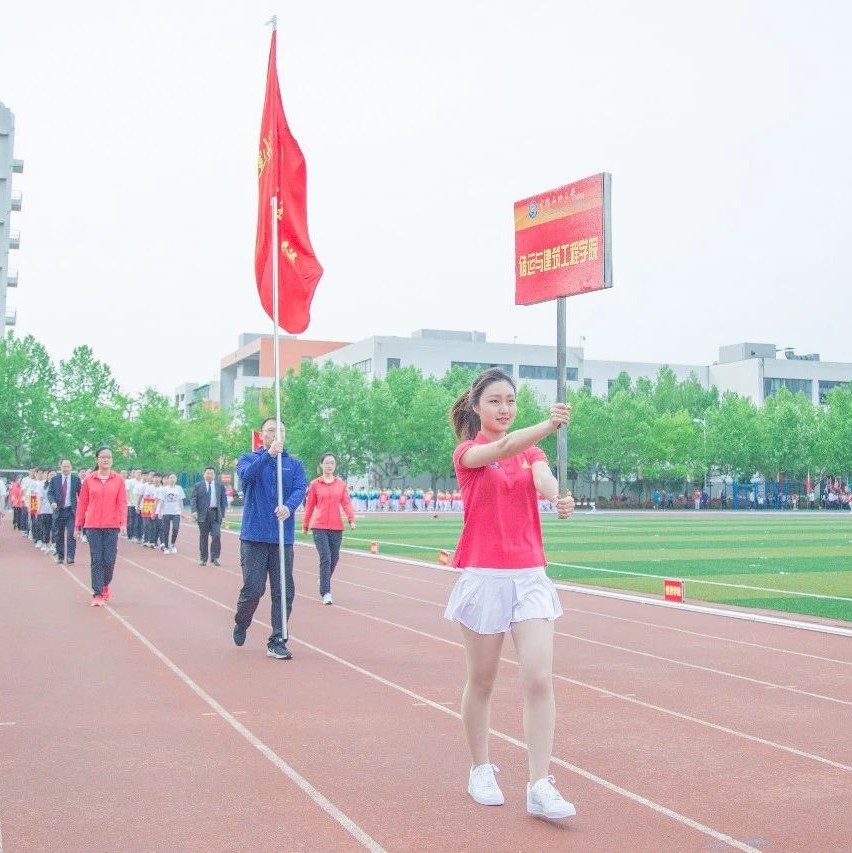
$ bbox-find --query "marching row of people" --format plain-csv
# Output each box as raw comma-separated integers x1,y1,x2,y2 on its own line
3,366,578,821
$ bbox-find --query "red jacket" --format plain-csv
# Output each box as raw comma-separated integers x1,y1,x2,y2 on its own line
76,472,128,530
302,477,355,532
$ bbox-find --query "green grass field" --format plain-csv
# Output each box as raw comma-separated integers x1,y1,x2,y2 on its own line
305,511,852,623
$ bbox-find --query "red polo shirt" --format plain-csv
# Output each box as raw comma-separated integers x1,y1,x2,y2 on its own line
452,432,547,569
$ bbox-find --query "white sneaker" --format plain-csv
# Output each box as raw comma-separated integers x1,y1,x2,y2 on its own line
527,775,576,819
170,547,178,554
322,592,333,605
468,763,504,806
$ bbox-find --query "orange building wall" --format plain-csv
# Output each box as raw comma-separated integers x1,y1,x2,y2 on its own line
257,338,350,377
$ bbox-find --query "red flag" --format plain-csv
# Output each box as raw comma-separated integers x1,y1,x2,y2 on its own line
805,470,812,495
255,29,323,334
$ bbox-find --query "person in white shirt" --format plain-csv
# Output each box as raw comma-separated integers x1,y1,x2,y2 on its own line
155,473,186,554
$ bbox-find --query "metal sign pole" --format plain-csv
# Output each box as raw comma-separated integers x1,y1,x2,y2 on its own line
556,296,568,496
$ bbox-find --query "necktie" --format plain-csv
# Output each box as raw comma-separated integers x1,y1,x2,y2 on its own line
207,483,212,506
60,477,67,506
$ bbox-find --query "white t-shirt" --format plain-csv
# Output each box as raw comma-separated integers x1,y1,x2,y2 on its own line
158,485,185,515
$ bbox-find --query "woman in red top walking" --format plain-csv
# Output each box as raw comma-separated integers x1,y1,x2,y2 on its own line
75,446,127,606
302,453,356,605
444,368,576,820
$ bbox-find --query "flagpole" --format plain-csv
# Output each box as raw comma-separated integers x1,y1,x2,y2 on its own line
270,193,288,644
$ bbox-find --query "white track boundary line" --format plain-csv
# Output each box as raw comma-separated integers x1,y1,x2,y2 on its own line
303,570,852,707
312,544,852,638
60,566,386,853
561,607,852,666
112,559,765,851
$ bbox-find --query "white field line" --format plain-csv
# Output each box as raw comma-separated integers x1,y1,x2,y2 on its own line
60,565,386,853
105,557,764,853
301,543,852,638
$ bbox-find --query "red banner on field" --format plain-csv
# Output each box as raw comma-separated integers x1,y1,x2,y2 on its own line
514,173,612,305
663,578,685,603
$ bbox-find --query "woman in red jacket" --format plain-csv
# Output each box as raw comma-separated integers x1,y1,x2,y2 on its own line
302,453,355,605
75,446,127,606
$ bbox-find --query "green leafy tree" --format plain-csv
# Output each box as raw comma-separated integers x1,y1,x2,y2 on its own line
815,385,852,476
406,379,457,490
760,387,818,482
180,404,240,477
281,362,371,478
0,333,58,466
126,388,186,472
365,366,424,486
712,392,761,480
55,346,129,461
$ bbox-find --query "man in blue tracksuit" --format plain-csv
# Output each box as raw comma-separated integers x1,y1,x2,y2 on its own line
232,418,306,660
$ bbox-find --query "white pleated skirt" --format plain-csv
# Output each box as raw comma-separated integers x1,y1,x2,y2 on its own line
443,567,563,634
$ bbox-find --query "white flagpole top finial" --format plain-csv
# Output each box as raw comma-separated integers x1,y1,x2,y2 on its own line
266,15,277,30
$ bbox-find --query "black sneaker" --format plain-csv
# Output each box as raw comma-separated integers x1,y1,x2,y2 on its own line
200,560,207,566
212,559,221,566
266,639,292,660
233,624,247,647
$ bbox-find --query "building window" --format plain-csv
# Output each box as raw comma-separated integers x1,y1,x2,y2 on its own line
566,367,579,381
353,358,373,374
387,357,401,371
584,378,593,390
763,377,812,399
520,365,557,380
451,361,513,375
818,380,850,403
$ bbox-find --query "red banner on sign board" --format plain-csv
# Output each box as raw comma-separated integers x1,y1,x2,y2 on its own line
663,578,685,603
514,173,612,305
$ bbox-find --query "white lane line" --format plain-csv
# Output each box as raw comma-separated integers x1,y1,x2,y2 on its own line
295,570,852,707
319,544,852,638
561,607,852,666
303,600,852,773
555,632,852,707
60,566,386,853
119,562,765,852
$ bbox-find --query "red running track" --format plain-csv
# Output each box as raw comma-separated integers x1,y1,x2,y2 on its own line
1,525,850,852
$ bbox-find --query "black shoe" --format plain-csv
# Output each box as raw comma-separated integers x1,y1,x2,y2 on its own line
266,639,292,660
200,560,207,566
55,557,65,565
233,624,246,647
212,559,221,566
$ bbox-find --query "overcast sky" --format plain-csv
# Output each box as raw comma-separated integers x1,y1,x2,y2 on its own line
2,0,850,396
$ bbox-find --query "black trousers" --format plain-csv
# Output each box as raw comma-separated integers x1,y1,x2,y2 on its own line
53,507,76,561
198,509,221,561
313,529,343,596
234,541,294,641
87,528,119,596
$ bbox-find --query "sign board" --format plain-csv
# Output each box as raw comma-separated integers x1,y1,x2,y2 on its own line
514,173,612,305
663,578,685,604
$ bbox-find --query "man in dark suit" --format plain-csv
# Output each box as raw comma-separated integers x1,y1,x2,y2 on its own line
47,459,82,564
190,466,228,566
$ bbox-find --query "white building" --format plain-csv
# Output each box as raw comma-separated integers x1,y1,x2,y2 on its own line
1,103,24,328
316,330,852,406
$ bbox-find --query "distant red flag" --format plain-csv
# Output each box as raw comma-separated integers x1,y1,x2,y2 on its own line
255,29,323,334
805,470,812,495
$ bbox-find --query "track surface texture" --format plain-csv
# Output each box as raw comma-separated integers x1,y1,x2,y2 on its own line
1,525,850,852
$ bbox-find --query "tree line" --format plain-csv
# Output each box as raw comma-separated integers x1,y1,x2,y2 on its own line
3,332,851,495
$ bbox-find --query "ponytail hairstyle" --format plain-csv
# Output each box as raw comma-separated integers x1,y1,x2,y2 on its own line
449,368,516,441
